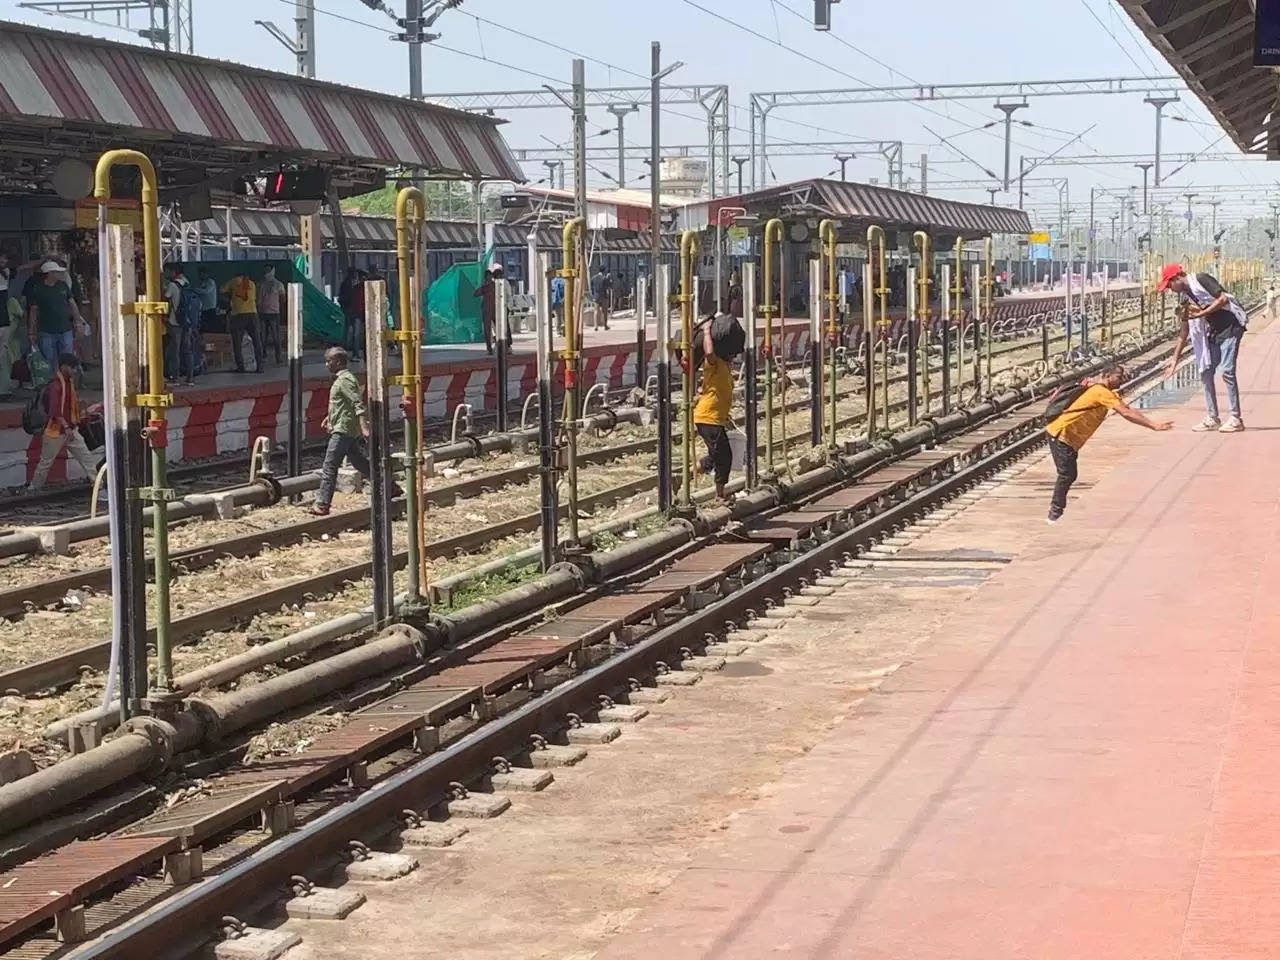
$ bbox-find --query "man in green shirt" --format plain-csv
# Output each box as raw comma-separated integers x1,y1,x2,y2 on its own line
311,347,371,515
27,261,84,367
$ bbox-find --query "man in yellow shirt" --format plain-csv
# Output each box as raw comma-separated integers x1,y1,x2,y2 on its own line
221,274,263,373
693,320,734,502
1044,365,1172,523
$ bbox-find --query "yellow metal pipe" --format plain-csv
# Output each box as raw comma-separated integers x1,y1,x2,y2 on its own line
395,187,427,601
819,219,839,448
94,149,174,692
866,224,889,435
678,228,700,509
914,230,931,417
982,236,994,394
558,217,585,541
761,218,784,473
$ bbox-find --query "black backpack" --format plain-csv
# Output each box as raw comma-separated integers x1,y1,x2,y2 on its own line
21,383,50,436
710,312,746,361
1044,382,1088,421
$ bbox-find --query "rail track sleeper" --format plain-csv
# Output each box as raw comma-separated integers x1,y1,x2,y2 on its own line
680,656,726,673
703,642,749,657
524,744,587,769
206,924,300,960
394,820,469,848
435,792,511,820
332,850,417,883
279,884,365,920
489,768,554,792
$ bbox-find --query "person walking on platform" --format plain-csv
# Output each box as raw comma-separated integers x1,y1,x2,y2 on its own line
311,347,370,516
1160,263,1250,433
222,273,263,373
26,261,85,367
256,265,286,366
29,354,99,489
1267,283,1277,320
1044,365,1172,523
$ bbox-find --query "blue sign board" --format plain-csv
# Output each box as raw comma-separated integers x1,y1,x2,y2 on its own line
1255,0,1280,66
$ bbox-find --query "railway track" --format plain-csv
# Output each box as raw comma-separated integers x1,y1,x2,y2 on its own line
0,327,1084,702
0,317,1197,960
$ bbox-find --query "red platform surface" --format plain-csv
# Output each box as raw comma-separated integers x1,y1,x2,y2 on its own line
596,323,1280,958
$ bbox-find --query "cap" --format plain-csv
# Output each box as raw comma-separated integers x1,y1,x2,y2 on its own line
39,260,64,274
487,261,503,274
1155,262,1184,292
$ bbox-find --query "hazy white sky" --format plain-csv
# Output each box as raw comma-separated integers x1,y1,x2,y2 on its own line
1,0,1273,228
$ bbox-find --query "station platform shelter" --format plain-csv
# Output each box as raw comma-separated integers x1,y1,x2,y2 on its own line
586,315,1280,959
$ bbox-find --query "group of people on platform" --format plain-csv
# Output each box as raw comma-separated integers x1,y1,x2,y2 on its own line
1043,263,1249,524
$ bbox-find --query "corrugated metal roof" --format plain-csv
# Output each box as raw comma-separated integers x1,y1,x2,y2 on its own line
697,179,1031,237
195,208,678,251
0,21,523,181
1118,0,1270,154
735,180,1031,236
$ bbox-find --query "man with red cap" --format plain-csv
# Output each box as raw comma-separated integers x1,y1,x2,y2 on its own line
1160,263,1248,432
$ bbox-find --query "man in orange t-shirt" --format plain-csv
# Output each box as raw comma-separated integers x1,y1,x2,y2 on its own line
1044,365,1172,523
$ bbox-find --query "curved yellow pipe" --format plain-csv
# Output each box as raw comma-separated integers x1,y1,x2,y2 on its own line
819,219,838,446
761,218,784,352
395,186,427,597
560,217,586,370
913,230,931,415
678,229,700,507
95,151,163,408
866,224,889,433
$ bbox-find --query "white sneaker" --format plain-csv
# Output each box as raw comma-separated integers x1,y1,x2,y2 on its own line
1192,416,1221,432
1218,417,1245,433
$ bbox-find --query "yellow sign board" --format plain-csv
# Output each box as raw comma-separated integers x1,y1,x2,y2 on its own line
727,225,749,241
1027,231,1050,245
74,198,142,230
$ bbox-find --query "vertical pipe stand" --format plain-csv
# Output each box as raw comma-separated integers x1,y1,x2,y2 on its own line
287,283,304,482
742,261,758,487
535,252,558,572
495,280,509,432
99,223,148,722
808,259,822,447
364,280,394,625
656,265,673,513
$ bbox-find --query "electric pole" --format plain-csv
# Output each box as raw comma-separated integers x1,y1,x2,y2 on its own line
995,100,1028,191
731,156,748,194
834,153,854,181
1145,95,1179,186
607,104,639,188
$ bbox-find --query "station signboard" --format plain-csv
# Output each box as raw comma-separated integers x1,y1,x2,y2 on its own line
1255,1,1280,66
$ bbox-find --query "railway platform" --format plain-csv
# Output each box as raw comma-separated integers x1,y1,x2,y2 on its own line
588,320,1280,959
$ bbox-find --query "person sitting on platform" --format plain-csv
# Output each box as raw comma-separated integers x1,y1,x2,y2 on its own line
1044,365,1172,524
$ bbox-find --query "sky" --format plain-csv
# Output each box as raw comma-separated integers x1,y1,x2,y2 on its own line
2,0,1276,233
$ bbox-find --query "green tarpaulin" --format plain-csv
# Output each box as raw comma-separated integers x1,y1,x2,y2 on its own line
424,261,484,345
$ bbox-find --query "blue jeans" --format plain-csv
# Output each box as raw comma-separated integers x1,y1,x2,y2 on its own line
1202,327,1243,421
37,330,74,367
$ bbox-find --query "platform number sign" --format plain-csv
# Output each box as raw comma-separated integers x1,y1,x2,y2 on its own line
1255,0,1280,66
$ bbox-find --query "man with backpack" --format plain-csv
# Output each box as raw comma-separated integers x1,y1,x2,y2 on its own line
27,353,99,489
1043,365,1173,523
1159,263,1249,432
693,311,746,503
164,266,201,386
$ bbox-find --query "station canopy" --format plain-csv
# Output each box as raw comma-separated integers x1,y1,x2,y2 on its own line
195,208,678,252
693,179,1032,240
0,20,523,205
1118,0,1272,155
